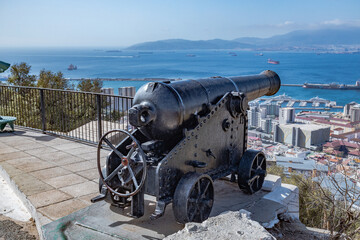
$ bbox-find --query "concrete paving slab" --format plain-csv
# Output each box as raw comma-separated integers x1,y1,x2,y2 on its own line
0,151,32,162
28,189,72,208
30,167,72,180
78,193,100,205
62,146,97,155
12,173,54,196
0,162,24,177
5,156,40,167
24,147,59,157
39,137,74,146
14,159,56,173
1,138,35,147
37,151,85,166
0,147,20,155
46,173,88,189
14,143,47,151
0,142,10,148
52,143,86,151
77,168,99,181
37,212,52,226
88,160,98,168
36,151,74,161
63,161,95,172
79,150,110,160
54,157,87,166
38,199,89,220
59,181,98,198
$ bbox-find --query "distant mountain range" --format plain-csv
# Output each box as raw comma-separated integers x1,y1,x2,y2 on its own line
126,27,360,51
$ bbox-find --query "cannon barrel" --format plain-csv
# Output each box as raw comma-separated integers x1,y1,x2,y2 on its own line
129,70,280,141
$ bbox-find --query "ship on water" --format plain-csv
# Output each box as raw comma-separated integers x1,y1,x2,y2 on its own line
303,80,360,90
267,59,279,64
68,64,77,70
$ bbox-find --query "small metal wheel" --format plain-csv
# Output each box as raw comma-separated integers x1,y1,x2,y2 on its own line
97,129,147,198
238,150,266,194
173,172,214,224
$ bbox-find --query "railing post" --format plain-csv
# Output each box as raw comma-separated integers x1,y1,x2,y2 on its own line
97,94,102,140
40,89,46,133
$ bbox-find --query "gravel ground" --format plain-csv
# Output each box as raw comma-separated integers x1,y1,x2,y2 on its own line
0,215,38,240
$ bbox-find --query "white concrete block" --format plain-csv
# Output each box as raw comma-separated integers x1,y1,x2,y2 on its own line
263,183,299,220
262,174,282,192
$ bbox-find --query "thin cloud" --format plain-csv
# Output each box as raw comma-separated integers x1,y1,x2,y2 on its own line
321,19,360,27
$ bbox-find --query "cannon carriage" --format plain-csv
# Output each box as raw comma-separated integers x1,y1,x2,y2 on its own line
92,70,281,223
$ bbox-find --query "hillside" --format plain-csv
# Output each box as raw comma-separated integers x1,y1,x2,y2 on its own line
126,27,360,51
126,39,253,50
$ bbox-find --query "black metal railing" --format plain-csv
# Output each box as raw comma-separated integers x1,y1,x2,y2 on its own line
0,85,133,143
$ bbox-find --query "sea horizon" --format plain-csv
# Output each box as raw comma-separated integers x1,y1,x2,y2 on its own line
1,48,359,107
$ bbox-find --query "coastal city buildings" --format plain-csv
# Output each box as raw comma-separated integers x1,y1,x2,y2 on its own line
246,95,360,187
118,86,136,97
247,101,279,133
350,104,360,122
274,123,330,149
279,107,295,124
101,86,135,111
344,102,357,116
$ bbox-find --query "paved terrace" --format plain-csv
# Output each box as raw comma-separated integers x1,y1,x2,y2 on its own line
0,128,303,239
0,129,109,228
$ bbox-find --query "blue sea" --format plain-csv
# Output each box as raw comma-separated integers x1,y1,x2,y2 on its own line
1,48,359,107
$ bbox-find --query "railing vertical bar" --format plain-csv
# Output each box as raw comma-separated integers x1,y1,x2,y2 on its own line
80,92,83,141
78,92,83,141
59,91,62,136
76,91,80,140
66,91,69,137
70,91,73,138
60,91,63,136
63,91,66,137
76,92,79,140
121,96,124,130
96,94,102,140
102,94,105,137
116,96,119,129
85,93,89,142
4,87,8,116
27,88,30,128
93,94,97,142
40,89,46,133
28,88,31,128
2,87,6,114
90,94,94,142
81,93,84,141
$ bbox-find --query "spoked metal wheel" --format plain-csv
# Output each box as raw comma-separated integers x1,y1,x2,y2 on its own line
238,150,266,194
173,172,214,224
97,129,147,198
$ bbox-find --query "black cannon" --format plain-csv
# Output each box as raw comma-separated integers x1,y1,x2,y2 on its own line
92,70,281,223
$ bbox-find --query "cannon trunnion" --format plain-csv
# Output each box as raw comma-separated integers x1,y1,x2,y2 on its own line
92,71,281,223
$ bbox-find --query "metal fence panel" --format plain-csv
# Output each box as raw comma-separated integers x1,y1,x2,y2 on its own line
0,85,133,144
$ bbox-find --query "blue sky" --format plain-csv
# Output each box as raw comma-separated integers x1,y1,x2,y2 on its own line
1,0,359,47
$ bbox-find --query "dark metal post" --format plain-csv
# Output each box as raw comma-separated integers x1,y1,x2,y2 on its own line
97,94,102,140
40,89,46,133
